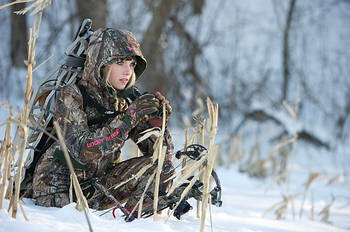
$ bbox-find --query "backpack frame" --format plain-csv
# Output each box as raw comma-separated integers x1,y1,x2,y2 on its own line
22,19,93,185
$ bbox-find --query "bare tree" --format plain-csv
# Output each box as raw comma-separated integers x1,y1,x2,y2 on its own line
10,2,27,67
282,0,296,102
139,0,178,94
76,0,107,29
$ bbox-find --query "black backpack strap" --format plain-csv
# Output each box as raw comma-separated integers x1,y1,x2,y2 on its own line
77,84,89,110
77,85,124,125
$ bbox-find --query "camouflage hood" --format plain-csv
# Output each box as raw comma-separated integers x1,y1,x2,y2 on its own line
78,28,147,109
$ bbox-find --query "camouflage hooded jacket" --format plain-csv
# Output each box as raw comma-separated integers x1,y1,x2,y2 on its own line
52,28,173,180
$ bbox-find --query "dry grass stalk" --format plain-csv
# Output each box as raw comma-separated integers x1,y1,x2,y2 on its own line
319,195,335,224
5,177,14,200
228,137,244,165
276,135,289,175
14,0,51,16
166,168,205,222
167,152,207,197
112,162,153,190
200,98,218,232
327,175,341,185
282,100,297,118
263,193,299,219
239,141,258,174
0,0,32,11
19,201,29,221
153,103,167,221
153,145,166,221
209,196,214,232
7,193,14,212
0,142,4,193
0,116,12,209
192,97,205,116
136,127,161,144
136,147,141,157
309,190,314,220
11,0,48,218
299,172,323,219
0,140,4,177
11,26,32,218
269,135,297,159
196,117,205,218
33,54,53,72
54,122,93,232
69,174,73,203
182,127,189,175
137,172,156,219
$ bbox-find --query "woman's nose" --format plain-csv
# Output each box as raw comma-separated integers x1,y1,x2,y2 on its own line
122,63,132,74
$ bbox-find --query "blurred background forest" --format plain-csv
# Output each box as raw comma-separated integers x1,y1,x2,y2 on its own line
0,0,350,175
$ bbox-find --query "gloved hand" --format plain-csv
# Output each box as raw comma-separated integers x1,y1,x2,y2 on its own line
122,93,160,128
147,92,172,127
154,91,172,117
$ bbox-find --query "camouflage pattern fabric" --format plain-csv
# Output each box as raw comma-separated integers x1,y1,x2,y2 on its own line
31,28,174,210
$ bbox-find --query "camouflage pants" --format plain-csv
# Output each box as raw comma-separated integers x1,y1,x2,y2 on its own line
32,149,174,210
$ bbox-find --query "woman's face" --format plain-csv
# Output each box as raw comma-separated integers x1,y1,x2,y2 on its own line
108,57,137,90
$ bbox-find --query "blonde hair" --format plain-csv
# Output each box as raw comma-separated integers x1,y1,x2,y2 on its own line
102,64,136,90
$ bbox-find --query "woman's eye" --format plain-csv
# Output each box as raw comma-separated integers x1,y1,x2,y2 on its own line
130,62,137,68
116,60,124,65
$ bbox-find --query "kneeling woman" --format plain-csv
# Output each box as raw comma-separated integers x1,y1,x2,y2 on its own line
31,28,174,212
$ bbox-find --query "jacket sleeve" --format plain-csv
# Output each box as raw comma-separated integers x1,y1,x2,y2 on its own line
54,85,130,165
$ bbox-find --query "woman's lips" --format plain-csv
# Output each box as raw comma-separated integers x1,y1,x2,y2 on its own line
119,78,129,84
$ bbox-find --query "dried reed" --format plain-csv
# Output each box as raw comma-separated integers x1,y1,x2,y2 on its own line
166,152,207,197
0,113,12,209
1,0,51,219
166,168,205,221
319,194,335,224
137,172,156,219
263,193,299,220
153,103,167,221
200,97,218,232
54,122,93,232
309,190,314,220
0,0,31,11
182,128,189,175
299,172,323,219
196,117,205,218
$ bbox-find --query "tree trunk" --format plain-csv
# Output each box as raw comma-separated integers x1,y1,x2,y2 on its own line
139,0,178,94
75,0,107,30
10,3,27,67
281,0,296,102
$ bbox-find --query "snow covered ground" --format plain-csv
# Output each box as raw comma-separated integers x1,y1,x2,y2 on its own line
1,166,349,232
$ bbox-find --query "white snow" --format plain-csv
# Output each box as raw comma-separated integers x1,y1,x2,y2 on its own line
1,165,349,232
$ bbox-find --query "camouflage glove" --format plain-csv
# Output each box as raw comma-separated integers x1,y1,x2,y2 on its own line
154,91,172,117
121,94,160,128
148,92,172,127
